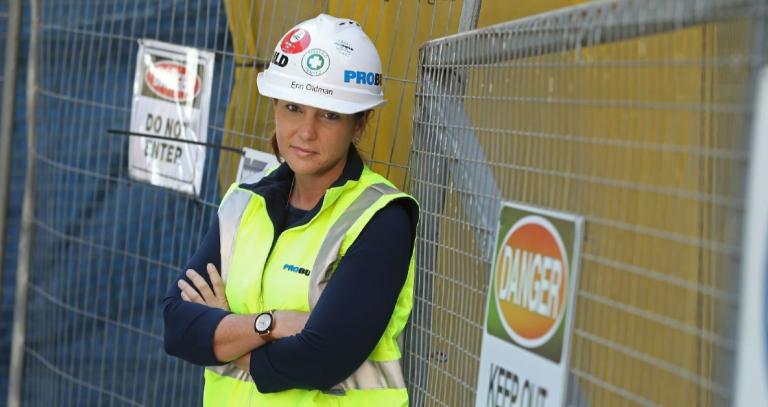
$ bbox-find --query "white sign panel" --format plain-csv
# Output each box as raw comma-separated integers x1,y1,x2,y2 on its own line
128,39,214,196
476,203,583,407
236,147,280,184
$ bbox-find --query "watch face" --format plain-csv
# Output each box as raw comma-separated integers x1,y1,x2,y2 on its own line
255,314,272,332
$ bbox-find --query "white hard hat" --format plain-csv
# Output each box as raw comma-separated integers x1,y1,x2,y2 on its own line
256,14,386,114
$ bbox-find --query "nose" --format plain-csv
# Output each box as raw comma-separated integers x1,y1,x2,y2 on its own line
296,114,319,141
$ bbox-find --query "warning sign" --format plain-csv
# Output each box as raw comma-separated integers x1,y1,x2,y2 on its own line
476,203,583,407
128,40,214,196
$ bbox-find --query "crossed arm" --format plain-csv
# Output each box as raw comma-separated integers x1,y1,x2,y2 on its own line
176,263,308,371
161,219,307,370
162,201,414,392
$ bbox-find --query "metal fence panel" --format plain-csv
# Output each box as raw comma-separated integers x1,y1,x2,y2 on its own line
12,1,465,406
0,0,27,403
407,0,766,405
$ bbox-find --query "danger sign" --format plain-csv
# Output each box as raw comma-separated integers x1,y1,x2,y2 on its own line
494,216,568,349
476,203,583,407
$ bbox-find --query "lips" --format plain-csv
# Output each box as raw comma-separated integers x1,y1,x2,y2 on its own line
290,145,316,157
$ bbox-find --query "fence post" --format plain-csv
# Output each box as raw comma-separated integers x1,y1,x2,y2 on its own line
459,0,482,31
0,0,23,298
405,1,498,403
7,0,38,405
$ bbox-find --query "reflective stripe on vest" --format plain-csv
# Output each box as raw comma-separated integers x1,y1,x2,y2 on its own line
308,183,398,308
217,187,252,283
209,181,408,393
205,189,253,379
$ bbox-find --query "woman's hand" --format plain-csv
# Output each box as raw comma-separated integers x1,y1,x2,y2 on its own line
271,311,310,340
178,263,230,312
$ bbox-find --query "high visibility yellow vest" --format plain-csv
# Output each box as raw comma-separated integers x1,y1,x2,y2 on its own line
203,164,417,406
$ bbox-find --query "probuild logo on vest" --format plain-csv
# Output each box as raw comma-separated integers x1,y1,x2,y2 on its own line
475,203,583,407
283,263,310,276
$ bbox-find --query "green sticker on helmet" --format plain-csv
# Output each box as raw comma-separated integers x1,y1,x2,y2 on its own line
301,49,330,76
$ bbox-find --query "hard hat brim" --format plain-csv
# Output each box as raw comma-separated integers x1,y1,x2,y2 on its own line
257,71,386,115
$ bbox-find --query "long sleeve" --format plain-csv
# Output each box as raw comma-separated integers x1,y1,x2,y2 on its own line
162,217,231,366
249,200,416,392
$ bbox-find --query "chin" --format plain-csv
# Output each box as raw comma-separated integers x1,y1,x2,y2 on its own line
286,159,321,176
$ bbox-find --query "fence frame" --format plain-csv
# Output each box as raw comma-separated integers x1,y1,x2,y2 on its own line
0,0,23,297
411,0,768,404
7,0,37,405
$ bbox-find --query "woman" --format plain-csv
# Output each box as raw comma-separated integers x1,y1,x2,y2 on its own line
162,14,418,406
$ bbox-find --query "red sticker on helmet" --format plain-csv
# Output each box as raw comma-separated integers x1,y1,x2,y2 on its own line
280,28,311,54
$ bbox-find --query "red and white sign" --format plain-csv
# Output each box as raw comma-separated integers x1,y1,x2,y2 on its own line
280,28,311,54
144,61,201,102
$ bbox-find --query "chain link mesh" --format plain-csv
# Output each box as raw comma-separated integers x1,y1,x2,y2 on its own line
8,0,768,405
406,0,765,405
18,1,463,405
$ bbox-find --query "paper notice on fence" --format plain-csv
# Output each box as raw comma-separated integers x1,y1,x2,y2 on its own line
128,39,214,196
475,202,583,407
236,147,280,185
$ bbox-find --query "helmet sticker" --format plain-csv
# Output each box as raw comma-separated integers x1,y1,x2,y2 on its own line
334,40,354,57
281,28,311,54
344,70,382,86
301,49,330,77
271,51,288,67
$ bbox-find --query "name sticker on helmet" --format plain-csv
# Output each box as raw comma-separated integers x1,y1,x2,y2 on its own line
343,70,382,86
280,28,311,54
290,81,333,96
301,49,330,76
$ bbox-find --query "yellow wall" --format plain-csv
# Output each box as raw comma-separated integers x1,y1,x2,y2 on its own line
478,0,588,26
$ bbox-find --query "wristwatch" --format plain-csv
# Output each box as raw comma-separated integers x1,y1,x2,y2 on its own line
254,310,274,336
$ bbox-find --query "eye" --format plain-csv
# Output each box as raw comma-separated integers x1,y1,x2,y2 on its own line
322,111,341,120
285,103,300,112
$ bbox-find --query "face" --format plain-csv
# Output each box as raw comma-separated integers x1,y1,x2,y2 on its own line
274,99,366,181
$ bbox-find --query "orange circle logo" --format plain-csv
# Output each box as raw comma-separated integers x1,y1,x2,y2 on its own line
494,215,568,348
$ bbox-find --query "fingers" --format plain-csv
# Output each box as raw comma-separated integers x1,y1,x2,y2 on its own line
186,268,215,301
207,263,226,299
178,279,204,304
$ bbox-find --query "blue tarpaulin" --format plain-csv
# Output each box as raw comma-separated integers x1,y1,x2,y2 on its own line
2,2,237,405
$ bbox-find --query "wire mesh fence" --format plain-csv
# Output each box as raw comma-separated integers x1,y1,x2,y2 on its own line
8,0,768,405
407,0,766,406
11,0,467,406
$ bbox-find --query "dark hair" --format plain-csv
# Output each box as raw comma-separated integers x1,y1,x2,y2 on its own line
269,109,371,162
